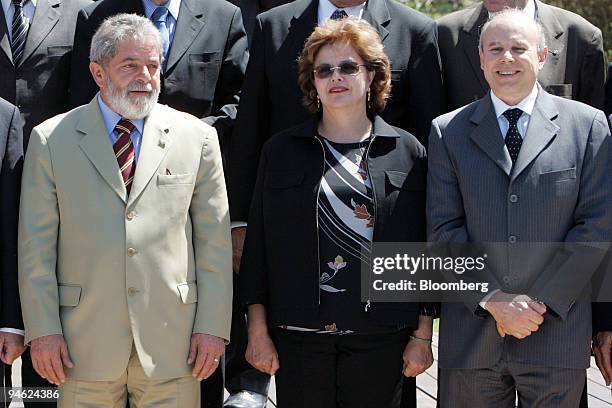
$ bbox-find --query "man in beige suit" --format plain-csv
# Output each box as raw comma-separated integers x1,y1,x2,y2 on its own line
18,13,232,407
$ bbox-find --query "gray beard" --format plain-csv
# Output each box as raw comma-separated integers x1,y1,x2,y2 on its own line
105,78,160,119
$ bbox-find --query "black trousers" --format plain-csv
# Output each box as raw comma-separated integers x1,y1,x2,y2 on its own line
200,274,270,408
271,328,410,408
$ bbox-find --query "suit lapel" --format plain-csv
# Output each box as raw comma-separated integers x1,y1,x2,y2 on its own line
165,0,205,73
127,105,171,207
461,4,488,94
362,0,390,42
511,89,559,181
286,0,317,59
535,1,565,86
469,95,513,177
77,98,127,203
0,6,12,64
19,0,61,68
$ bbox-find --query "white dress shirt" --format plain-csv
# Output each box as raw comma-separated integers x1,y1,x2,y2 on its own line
490,84,539,140
317,0,366,25
1,0,36,42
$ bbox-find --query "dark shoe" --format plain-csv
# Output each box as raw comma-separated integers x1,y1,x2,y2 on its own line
223,390,268,408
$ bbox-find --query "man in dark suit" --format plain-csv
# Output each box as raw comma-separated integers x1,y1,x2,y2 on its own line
437,0,606,111
69,0,247,149
226,0,293,45
0,97,25,408
428,9,611,407
605,62,612,118
227,1,444,407
0,0,92,402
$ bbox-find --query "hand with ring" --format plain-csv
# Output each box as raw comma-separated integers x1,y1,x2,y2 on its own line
187,333,224,380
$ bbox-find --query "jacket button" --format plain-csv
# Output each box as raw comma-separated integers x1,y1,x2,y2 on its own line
503,276,510,284
127,211,136,221
127,287,139,296
509,194,518,203
508,235,517,244
127,247,137,257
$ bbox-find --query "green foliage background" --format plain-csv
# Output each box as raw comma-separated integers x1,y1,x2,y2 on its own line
398,0,611,61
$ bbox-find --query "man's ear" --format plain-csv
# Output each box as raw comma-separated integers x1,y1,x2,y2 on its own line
89,62,106,90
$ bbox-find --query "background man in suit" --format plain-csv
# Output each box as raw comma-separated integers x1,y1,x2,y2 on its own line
18,14,232,407
226,1,444,406
69,0,247,150
428,9,611,407
0,97,25,408
437,0,606,111
225,0,293,45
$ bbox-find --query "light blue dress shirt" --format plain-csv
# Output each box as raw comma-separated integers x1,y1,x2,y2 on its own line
142,0,180,55
97,94,144,163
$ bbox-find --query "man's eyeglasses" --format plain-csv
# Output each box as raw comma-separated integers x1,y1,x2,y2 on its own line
313,61,369,79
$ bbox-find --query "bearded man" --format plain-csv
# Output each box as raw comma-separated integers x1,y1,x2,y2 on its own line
17,13,232,408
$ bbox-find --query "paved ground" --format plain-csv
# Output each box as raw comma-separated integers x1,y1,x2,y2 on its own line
8,333,612,407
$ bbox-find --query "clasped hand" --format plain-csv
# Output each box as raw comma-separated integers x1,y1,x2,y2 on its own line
485,292,546,339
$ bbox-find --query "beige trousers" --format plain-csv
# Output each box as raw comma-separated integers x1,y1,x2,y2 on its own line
58,345,200,408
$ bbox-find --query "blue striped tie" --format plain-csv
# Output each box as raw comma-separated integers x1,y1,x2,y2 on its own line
11,0,28,65
151,6,170,71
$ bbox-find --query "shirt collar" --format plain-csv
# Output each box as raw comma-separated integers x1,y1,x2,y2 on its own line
142,0,180,21
97,93,145,136
490,84,539,119
2,0,37,14
317,0,366,24
488,0,536,19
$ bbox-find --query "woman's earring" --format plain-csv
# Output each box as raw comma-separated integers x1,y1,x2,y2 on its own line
366,89,371,109
316,95,321,111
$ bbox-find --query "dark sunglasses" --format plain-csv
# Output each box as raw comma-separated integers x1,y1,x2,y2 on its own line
313,61,369,79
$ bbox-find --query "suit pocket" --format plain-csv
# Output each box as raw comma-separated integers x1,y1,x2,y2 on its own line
157,173,196,185
188,52,221,64
47,46,72,57
58,285,82,307
177,282,198,304
540,167,576,182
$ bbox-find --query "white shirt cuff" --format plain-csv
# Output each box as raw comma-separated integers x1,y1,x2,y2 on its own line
231,221,247,229
0,328,25,336
479,289,500,310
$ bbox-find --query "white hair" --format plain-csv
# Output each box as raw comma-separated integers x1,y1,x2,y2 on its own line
479,8,547,53
90,13,163,65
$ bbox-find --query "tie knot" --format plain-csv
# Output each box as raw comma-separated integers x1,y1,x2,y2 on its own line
12,0,23,7
151,6,169,23
115,119,135,135
330,9,348,20
503,108,523,125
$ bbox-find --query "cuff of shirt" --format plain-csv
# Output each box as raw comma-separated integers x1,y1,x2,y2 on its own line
231,221,247,229
479,289,500,310
0,328,25,336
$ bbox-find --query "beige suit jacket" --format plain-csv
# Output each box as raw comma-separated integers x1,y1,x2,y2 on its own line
18,98,232,380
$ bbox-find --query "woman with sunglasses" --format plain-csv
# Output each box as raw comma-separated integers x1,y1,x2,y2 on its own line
239,17,436,408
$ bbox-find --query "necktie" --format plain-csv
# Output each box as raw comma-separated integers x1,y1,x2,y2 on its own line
330,9,348,20
11,0,28,65
151,7,170,70
114,119,136,195
502,108,524,164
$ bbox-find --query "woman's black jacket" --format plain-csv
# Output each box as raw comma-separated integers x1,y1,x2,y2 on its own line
239,116,431,329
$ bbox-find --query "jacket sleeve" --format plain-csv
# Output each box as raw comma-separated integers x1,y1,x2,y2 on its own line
190,126,233,341
202,7,248,151
577,26,605,110
227,15,269,222
18,127,62,344
0,106,24,330
239,145,269,308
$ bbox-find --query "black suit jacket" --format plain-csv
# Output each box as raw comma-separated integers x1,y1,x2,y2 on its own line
227,0,294,44
605,63,612,118
0,0,92,147
227,0,445,221
437,1,606,111
69,0,248,146
0,97,23,330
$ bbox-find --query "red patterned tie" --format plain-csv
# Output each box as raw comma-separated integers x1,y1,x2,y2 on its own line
114,119,136,195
